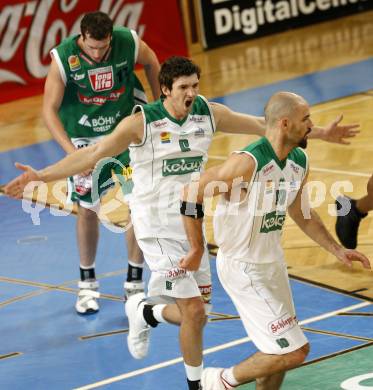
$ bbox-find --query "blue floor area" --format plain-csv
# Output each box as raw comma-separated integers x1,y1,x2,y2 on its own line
0,197,127,285
0,140,65,184
213,58,373,114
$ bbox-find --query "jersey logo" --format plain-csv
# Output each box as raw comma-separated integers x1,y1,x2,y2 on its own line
160,132,171,143
88,66,114,91
194,127,205,138
179,139,191,152
78,115,91,127
68,55,81,71
77,114,116,132
162,156,203,176
276,338,290,348
260,210,286,233
78,86,125,106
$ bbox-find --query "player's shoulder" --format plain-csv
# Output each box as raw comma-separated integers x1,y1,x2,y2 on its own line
239,138,271,171
55,34,78,52
112,26,134,41
191,95,212,116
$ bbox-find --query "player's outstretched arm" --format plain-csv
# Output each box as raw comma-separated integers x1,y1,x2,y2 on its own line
211,102,266,136
288,175,371,270
4,113,144,199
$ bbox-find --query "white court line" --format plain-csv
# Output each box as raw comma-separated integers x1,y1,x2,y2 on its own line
310,167,370,178
209,155,371,178
311,95,372,114
74,301,371,390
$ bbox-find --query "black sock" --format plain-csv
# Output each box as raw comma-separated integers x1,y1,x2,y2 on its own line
127,263,143,282
80,267,95,281
143,304,159,328
187,379,202,390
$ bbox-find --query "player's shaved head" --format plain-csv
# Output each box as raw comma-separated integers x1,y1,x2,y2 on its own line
264,92,307,127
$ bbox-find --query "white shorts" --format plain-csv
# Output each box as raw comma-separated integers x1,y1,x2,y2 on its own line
216,251,308,355
138,238,212,304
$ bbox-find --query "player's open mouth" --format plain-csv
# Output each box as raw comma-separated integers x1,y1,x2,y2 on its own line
185,99,193,108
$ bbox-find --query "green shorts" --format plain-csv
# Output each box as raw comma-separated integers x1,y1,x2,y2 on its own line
67,149,133,208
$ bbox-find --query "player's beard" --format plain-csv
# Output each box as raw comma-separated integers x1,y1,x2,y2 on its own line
299,137,308,149
299,128,312,149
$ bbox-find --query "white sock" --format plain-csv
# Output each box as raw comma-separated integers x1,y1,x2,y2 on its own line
184,363,203,381
152,304,167,323
221,367,240,387
128,260,144,268
80,263,95,269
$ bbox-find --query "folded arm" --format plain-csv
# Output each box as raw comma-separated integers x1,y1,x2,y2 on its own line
180,153,255,271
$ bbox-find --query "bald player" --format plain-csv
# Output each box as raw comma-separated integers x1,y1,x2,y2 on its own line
180,92,371,390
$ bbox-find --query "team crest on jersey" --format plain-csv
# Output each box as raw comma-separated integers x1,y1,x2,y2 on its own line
68,55,81,71
160,131,171,143
88,66,114,91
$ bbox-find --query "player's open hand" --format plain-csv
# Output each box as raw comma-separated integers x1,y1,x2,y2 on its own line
335,247,371,269
322,114,360,145
3,163,41,199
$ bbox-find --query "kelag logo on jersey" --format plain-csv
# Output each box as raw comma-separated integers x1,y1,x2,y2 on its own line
162,156,203,176
88,66,114,91
260,211,286,233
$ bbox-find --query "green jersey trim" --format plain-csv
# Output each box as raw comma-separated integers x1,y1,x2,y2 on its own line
241,137,307,171
241,137,273,171
142,96,213,127
288,147,308,170
130,105,148,148
198,95,216,133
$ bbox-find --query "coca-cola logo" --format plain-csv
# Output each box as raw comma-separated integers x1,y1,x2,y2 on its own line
0,0,145,85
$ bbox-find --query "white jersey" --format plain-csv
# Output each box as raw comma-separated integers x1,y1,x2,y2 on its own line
129,95,215,239
214,137,308,264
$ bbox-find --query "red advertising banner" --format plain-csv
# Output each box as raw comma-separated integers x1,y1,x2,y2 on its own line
0,0,188,103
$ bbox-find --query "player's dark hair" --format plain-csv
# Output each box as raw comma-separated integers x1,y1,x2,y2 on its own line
80,11,113,40
159,56,201,94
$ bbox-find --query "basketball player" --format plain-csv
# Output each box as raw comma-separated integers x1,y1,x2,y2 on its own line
43,11,160,314
180,92,371,390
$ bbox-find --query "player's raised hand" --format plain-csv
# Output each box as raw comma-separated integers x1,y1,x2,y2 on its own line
322,114,360,145
3,163,41,199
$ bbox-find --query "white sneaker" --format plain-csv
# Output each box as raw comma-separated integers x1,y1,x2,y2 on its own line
202,368,233,390
75,280,100,314
125,292,150,359
124,281,145,300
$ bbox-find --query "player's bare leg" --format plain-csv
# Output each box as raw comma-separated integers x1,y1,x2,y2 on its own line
75,205,100,314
